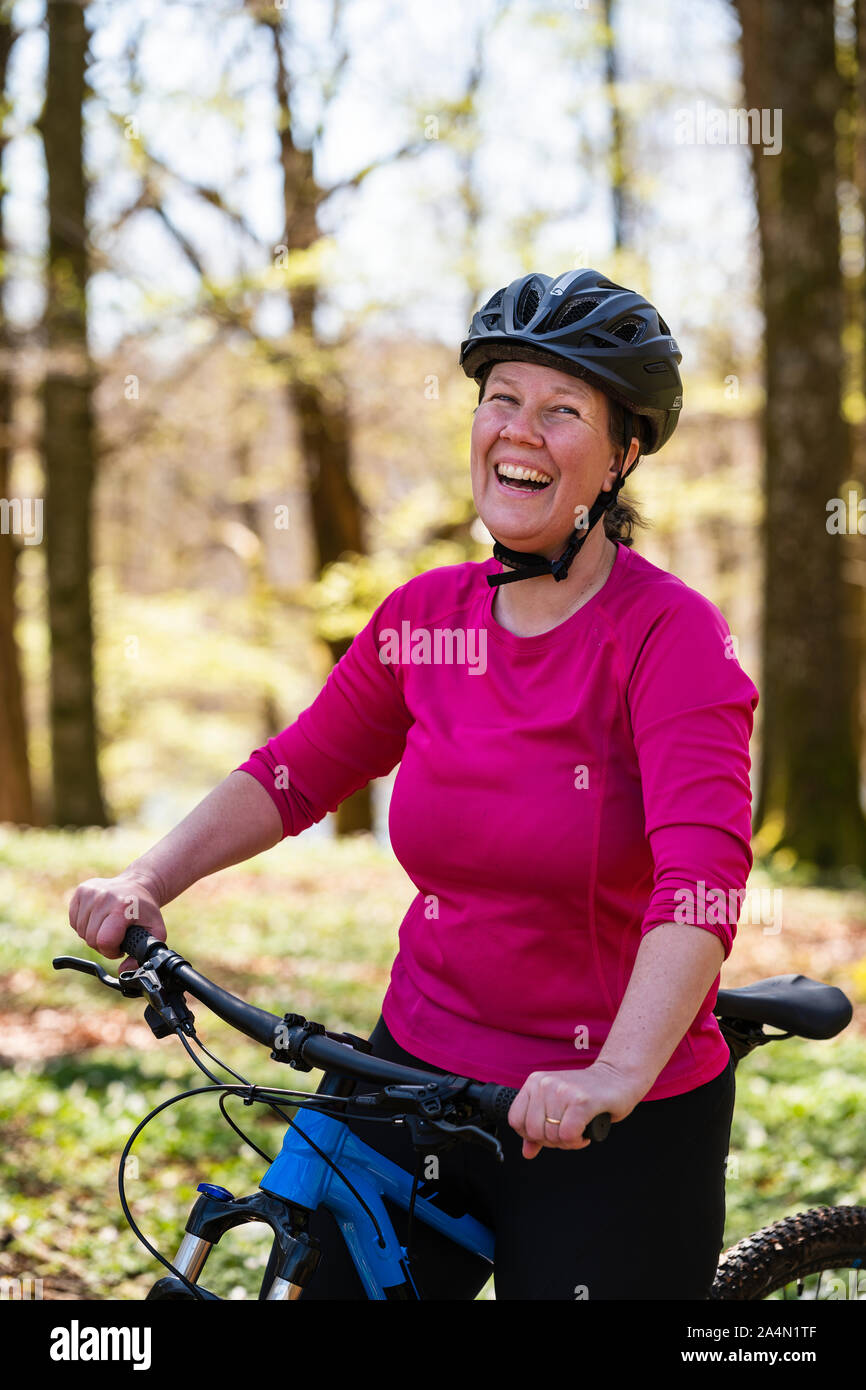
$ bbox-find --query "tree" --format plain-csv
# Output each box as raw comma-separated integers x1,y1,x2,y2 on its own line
0,2,34,825
35,0,108,826
734,0,866,869
602,0,631,254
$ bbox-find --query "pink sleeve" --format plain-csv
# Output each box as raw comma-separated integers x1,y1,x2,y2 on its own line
623,589,759,959
234,590,413,839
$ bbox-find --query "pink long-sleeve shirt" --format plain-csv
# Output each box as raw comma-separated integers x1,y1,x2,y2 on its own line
235,541,759,1101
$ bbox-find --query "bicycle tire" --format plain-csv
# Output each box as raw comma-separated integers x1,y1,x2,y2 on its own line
710,1204,866,1300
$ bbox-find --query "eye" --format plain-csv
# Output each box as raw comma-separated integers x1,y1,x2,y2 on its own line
487,392,579,416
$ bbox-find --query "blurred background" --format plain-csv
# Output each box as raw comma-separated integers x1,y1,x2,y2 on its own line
1,0,866,1301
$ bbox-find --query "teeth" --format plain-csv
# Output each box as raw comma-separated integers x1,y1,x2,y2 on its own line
495,463,553,484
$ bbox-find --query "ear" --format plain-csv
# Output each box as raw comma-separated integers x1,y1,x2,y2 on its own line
602,436,640,490
623,436,640,470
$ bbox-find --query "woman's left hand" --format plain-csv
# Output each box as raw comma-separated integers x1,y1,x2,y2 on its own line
507,1061,646,1159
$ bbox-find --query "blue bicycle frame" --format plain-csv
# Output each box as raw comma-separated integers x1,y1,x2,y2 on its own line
258,1108,494,1298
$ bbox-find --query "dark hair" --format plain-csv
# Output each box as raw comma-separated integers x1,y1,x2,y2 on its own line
476,365,647,547
603,395,648,548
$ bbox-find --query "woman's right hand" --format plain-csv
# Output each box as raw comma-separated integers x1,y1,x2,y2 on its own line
68,874,168,973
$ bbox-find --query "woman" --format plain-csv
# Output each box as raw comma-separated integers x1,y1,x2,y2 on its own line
69,268,759,1300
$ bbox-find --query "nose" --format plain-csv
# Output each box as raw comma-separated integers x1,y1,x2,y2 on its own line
499,404,543,446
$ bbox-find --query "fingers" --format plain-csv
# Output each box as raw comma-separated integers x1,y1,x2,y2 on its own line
526,1075,575,1149
95,914,133,959
508,1087,542,1159
67,878,167,962
68,878,113,949
509,1072,595,1156
85,890,129,957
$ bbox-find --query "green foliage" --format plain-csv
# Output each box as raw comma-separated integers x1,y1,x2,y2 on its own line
725,1037,866,1244
306,537,487,644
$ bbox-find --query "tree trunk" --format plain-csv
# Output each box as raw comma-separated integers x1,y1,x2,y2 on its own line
602,0,630,253
849,0,866,487
36,0,108,827
0,11,34,825
735,0,866,869
287,282,370,835
262,6,371,834
0,405,34,826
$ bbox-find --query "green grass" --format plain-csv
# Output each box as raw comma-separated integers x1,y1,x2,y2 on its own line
1,825,865,1300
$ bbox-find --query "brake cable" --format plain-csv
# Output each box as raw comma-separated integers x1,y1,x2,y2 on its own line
217,1093,273,1166
118,1018,394,1271
161,998,472,1259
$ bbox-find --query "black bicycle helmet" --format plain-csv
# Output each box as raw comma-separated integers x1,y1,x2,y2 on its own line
459,268,683,586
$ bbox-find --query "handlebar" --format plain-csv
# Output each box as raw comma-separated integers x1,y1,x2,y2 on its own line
58,924,612,1143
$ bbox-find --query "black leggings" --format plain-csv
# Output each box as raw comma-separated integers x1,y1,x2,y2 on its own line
291,1016,735,1301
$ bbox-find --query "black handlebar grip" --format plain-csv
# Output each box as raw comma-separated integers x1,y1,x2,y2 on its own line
479,1084,520,1123
122,925,159,964
584,1111,611,1143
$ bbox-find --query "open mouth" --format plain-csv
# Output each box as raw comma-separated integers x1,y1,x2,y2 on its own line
494,462,554,493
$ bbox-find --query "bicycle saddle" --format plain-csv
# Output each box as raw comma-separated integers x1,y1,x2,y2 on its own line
715,974,853,1040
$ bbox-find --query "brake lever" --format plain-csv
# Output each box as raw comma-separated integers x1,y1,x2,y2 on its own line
131,965,197,1037
352,1084,506,1162
401,1111,505,1162
52,956,143,998
53,954,194,1036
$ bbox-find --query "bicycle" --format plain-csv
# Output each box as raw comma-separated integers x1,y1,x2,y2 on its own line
52,925,862,1301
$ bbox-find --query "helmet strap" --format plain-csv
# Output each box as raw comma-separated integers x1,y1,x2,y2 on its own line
486,412,638,589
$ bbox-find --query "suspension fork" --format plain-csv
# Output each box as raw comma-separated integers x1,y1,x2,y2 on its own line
161,1187,320,1300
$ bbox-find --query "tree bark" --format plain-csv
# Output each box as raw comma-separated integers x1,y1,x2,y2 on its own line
0,9,35,825
259,4,370,834
36,0,108,826
735,0,866,868
602,0,630,252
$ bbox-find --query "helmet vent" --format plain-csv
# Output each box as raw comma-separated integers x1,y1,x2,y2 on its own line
579,332,612,350
515,280,544,326
657,315,670,335
549,297,599,330
481,313,500,329
483,288,504,313
611,317,645,344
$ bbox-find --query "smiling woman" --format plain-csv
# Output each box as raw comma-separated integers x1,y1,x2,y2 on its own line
478,366,651,534
222,270,756,1299
70,267,758,1301
460,268,682,591
456,269,683,637
469,361,636,634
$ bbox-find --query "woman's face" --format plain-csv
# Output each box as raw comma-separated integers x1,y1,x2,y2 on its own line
470,359,631,558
